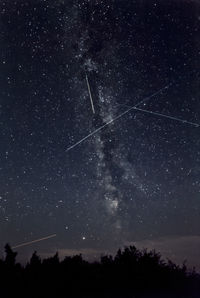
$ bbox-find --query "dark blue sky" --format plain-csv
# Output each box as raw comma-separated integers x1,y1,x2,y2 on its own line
0,0,200,269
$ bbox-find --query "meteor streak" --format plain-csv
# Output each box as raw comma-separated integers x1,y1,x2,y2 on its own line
134,107,200,127
116,103,200,128
86,74,95,114
12,234,57,249
134,84,171,108
66,85,169,152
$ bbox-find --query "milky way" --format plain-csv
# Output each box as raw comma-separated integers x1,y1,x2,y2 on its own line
0,0,200,268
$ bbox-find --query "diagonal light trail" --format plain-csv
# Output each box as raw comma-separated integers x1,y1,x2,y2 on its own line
116,102,200,128
12,234,57,249
133,83,171,108
86,74,95,114
66,85,169,152
134,107,200,127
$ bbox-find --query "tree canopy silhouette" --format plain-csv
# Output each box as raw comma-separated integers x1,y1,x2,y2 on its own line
0,243,199,298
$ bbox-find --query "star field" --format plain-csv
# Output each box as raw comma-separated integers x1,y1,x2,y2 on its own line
0,0,200,268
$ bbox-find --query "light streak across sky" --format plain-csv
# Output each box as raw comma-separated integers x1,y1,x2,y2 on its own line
12,234,57,249
134,107,200,127
86,74,95,114
66,85,170,152
116,101,200,128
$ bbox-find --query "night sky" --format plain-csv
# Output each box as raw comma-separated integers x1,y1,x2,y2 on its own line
0,0,200,269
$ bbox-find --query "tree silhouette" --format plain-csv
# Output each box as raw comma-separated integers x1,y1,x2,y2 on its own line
29,251,41,267
0,244,199,298
4,243,17,267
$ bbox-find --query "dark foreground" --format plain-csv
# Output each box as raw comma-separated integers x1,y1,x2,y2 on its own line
0,244,199,298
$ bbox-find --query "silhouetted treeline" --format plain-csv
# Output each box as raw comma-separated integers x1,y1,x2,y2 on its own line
0,244,199,298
